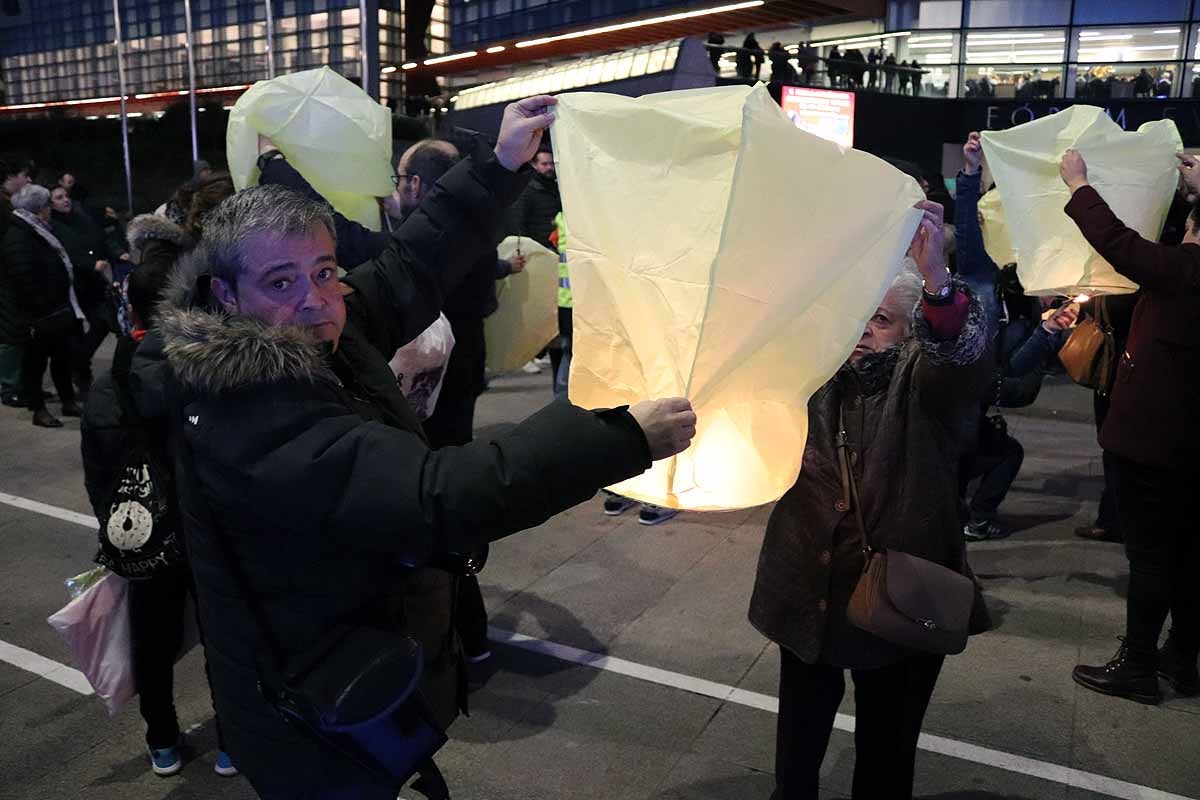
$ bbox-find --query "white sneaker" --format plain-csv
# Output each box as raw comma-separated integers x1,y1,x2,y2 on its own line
521,360,542,374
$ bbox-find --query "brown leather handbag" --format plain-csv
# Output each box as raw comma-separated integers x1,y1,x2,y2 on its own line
837,407,975,656
1058,299,1116,396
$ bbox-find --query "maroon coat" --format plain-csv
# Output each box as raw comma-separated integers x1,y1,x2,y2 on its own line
1065,186,1200,467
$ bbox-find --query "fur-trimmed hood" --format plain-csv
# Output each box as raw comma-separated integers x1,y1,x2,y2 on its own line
156,245,327,395
126,213,191,264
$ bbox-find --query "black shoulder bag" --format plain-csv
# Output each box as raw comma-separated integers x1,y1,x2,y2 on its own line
178,431,450,798
94,339,185,578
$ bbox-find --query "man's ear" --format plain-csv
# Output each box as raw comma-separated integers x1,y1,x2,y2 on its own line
210,276,238,312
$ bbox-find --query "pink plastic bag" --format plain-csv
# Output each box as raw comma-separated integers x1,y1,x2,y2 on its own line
47,569,134,716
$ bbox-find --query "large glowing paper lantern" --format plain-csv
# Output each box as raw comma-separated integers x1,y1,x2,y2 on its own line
227,67,394,234
486,236,561,373
552,85,924,511
981,105,1181,297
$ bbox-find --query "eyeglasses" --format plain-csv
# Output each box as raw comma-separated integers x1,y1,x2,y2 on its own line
392,173,412,188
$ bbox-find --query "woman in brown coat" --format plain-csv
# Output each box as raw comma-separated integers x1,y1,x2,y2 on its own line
749,204,993,800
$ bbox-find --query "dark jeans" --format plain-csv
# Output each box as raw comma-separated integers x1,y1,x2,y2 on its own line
21,329,78,412
456,575,489,656
1094,393,1120,532
423,319,489,655
128,568,225,751
1116,456,1200,665
772,648,943,800
962,434,1024,520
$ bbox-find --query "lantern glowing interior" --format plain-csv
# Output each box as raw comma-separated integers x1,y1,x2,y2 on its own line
486,236,561,373
980,105,1181,297
552,85,924,511
227,66,394,234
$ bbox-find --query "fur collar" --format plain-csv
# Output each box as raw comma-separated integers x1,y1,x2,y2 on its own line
126,214,191,264
838,277,989,396
156,246,326,394
846,345,903,395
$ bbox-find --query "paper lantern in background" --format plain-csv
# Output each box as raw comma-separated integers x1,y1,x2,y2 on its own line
978,190,1017,268
552,85,924,511
981,105,1181,297
486,236,561,373
226,66,394,234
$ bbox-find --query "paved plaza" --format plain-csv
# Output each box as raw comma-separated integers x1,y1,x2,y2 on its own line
1,344,1197,800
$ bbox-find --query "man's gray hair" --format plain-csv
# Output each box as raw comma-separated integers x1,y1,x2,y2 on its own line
12,184,50,213
199,184,336,289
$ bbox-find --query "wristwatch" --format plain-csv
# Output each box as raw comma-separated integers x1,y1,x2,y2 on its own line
922,273,954,305
256,149,285,172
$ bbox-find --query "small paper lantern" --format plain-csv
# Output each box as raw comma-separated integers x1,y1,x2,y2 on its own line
227,66,394,233
486,236,561,373
981,105,1181,297
978,190,1017,268
552,85,924,511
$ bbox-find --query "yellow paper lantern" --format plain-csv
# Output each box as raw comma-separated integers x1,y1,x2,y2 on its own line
552,85,924,511
981,105,1181,297
978,190,1017,268
226,66,394,234
486,236,561,373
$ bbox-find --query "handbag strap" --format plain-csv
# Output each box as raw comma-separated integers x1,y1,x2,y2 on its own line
836,403,873,557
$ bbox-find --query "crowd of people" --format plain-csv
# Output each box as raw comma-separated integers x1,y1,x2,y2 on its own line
705,33,927,96
2,88,1197,800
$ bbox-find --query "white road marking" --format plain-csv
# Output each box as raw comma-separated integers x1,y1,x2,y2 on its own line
0,639,93,696
2,492,1194,800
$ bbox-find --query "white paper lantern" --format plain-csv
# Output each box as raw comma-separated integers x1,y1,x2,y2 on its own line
552,85,924,511
981,105,1181,297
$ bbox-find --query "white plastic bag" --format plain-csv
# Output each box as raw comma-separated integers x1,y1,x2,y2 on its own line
226,66,394,232
47,568,134,716
552,85,924,511
981,105,1181,297
486,236,560,373
389,314,456,420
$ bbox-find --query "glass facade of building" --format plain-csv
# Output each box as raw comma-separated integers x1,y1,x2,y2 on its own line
0,0,449,108
861,0,1200,98
448,0,698,49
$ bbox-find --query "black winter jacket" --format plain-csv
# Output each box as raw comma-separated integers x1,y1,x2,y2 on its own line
505,171,561,249
0,198,27,344
1,214,79,326
132,154,653,798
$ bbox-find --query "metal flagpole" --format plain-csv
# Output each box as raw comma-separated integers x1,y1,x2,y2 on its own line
359,0,370,98
184,0,198,162
112,0,133,214
264,0,276,78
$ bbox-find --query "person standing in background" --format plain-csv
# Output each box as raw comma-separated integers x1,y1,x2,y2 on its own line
1,153,33,407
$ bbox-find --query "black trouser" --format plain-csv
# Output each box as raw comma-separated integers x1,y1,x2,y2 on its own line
423,317,485,450
1094,393,1120,532
74,305,112,394
423,317,489,655
1115,456,1200,667
21,327,78,412
962,434,1024,520
128,568,225,751
772,648,944,800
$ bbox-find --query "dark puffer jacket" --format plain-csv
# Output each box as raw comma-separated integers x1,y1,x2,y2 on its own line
505,171,561,249
132,154,654,798
2,214,78,324
749,283,993,670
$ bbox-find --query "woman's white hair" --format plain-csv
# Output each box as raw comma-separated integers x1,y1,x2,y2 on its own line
12,184,50,213
884,258,925,328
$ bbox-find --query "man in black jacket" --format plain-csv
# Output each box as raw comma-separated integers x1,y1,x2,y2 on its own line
505,146,560,250
132,96,696,799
